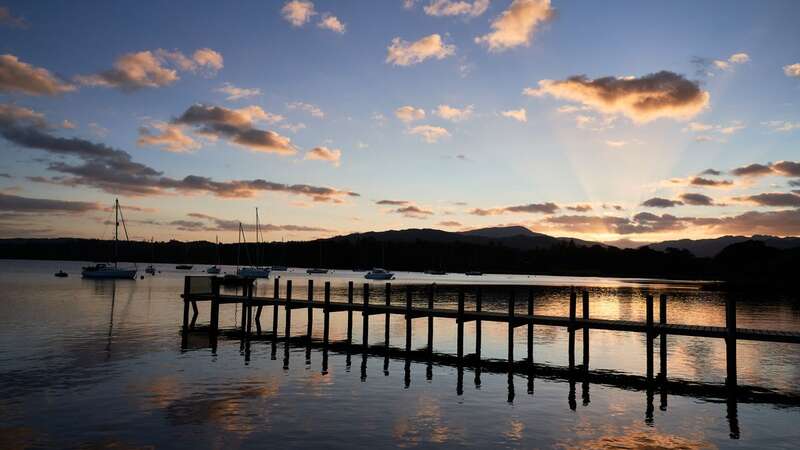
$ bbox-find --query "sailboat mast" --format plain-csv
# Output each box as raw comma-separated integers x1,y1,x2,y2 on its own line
255,207,260,267
114,198,119,268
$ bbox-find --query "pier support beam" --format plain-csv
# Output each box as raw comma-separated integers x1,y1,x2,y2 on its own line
427,285,434,354
323,282,330,345
362,283,370,349
347,281,353,344
182,276,190,332
476,287,482,361
272,278,279,338
568,290,576,371
646,294,654,383
726,296,737,388
508,290,515,365
307,279,314,339
284,280,293,340
457,288,465,361
385,283,392,348
527,289,534,364
659,294,667,382
405,286,413,353
582,290,589,372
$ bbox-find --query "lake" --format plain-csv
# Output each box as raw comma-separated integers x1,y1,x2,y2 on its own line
1,259,799,449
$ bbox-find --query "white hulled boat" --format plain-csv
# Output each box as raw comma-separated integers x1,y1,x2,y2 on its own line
236,209,270,279
365,268,394,280
82,199,138,280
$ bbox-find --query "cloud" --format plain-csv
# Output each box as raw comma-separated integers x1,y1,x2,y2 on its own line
318,14,346,33
137,121,200,153
730,163,774,177
642,197,682,208
689,176,733,187
524,71,710,123
712,52,750,71
61,119,76,129
395,106,426,123
184,212,331,233
475,0,554,52
694,209,800,236
287,101,324,118
701,169,721,176
683,120,745,138
772,161,800,177
282,0,316,26
679,193,715,206
386,34,455,66
438,220,462,227
762,120,800,132
0,6,27,28
408,125,450,143
500,108,527,122
215,82,262,100
305,146,341,166
783,63,800,78
376,199,410,206
392,205,434,218
76,48,222,91
0,104,357,201
280,122,306,133
173,104,294,154
0,54,76,95
542,212,685,235
0,103,47,128
735,192,800,207
566,204,592,212
434,104,473,122
471,202,559,216
605,140,627,148
0,193,101,213
424,0,490,17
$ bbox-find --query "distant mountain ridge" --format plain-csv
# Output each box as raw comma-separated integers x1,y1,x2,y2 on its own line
647,235,800,257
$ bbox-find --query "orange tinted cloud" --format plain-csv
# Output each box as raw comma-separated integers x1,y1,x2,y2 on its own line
0,54,76,95
475,0,554,52
524,71,710,123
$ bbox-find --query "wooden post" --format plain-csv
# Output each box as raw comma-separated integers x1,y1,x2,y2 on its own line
427,284,434,354
323,282,330,345
646,294,654,382
182,276,190,332
362,283,369,349
284,280,293,340
527,288,534,364
582,290,589,372
272,278,279,337
476,286,482,360
726,296,737,388
306,279,314,339
385,283,391,347
347,281,354,344
457,287,465,360
568,289,576,371
241,283,249,337
405,285,412,352
508,289,515,365
659,293,667,382
245,283,253,336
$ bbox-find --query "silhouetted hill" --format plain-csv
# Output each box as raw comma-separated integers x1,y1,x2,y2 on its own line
649,235,800,257
460,225,545,239
1,230,798,288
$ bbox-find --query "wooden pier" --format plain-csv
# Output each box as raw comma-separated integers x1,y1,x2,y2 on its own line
181,276,800,391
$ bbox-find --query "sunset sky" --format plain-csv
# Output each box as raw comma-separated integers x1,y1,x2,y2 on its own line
1,0,800,244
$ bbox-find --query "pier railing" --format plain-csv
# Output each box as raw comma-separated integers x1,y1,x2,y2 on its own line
181,276,800,389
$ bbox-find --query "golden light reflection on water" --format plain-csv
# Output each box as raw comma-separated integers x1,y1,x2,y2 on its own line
392,397,458,447
557,424,717,450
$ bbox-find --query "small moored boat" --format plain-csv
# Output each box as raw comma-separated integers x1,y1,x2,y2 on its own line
175,265,193,270
365,268,395,280
306,268,329,274
81,199,138,280
55,270,68,278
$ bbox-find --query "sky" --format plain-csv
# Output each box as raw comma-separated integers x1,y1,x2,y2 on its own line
1,0,800,245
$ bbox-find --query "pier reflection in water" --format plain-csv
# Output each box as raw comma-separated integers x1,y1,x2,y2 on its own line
2,260,800,449
185,277,800,443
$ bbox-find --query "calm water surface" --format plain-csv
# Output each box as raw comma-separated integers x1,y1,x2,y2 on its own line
1,260,799,449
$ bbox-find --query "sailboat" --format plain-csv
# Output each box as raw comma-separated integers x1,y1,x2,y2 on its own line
365,243,393,279
306,240,328,274
270,237,288,271
207,236,221,274
145,237,156,275
82,199,138,279
237,209,270,278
